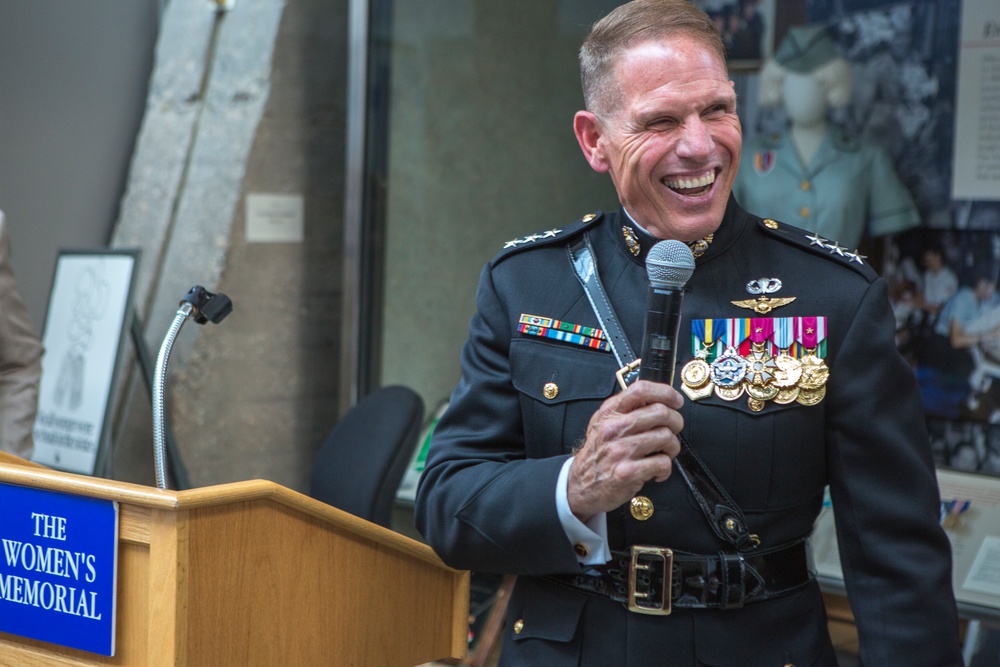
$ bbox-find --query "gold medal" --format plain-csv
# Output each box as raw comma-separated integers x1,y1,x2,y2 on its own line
773,353,802,388
799,355,829,389
681,359,711,388
715,384,745,401
682,381,714,401
748,397,765,412
746,382,779,401
773,386,800,404
796,385,826,406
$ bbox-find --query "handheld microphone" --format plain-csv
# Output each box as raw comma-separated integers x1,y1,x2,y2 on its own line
638,240,696,385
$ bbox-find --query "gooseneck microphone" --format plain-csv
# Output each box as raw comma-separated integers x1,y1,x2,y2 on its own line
638,240,696,385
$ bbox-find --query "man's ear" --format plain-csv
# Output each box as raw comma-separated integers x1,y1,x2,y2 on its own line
574,110,610,173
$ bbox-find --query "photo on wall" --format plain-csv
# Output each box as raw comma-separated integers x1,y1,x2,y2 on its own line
888,228,1000,424
692,0,777,69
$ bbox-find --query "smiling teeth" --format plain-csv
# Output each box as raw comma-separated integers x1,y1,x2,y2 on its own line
665,171,715,190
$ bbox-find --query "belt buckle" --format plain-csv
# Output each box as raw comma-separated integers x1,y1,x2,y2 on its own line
627,545,673,615
615,359,642,391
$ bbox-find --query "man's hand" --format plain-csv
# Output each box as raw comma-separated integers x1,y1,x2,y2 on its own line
567,380,684,522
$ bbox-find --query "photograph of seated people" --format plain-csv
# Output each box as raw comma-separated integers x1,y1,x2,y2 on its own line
415,1,962,665
892,239,958,350
890,227,1000,424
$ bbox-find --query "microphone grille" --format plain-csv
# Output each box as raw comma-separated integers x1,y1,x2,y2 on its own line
646,240,696,288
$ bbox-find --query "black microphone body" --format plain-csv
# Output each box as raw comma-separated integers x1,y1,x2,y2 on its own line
637,240,696,385
638,284,685,385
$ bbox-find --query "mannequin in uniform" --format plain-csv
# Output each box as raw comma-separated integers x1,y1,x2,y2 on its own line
732,26,920,250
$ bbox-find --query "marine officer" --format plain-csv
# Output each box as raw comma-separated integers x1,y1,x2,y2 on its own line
415,2,962,665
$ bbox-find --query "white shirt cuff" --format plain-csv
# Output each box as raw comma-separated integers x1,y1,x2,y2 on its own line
556,457,611,565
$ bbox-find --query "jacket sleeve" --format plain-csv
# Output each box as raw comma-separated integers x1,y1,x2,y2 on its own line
0,217,43,459
825,277,962,666
414,264,583,575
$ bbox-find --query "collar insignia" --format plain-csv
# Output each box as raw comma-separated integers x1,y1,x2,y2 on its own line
622,226,641,256
689,234,714,258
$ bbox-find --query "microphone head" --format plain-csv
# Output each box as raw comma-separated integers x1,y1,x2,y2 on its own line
646,240,696,288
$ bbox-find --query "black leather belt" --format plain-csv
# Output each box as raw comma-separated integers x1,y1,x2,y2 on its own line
548,539,814,615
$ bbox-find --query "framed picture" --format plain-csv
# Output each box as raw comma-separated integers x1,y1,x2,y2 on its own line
32,249,139,475
887,228,1000,424
692,0,779,70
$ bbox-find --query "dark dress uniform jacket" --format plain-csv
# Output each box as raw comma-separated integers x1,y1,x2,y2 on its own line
415,197,962,666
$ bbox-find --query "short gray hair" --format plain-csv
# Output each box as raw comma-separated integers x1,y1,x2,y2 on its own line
580,0,726,117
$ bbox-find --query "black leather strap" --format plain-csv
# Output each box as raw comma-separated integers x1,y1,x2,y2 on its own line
568,234,640,385
549,539,813,611
567,233,756,551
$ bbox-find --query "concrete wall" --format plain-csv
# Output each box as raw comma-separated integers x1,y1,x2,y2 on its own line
104,0,346,492
0,0,159,332
379,0,618,414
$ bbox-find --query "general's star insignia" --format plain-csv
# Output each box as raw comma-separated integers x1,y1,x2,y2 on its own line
844,250,867,265
503,228,562,248
804,233,866,266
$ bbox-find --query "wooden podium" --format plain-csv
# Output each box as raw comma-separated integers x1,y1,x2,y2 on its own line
0,452,469,666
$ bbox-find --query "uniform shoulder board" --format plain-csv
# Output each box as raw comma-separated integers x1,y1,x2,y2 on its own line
492,211,604,265
756,217,878,281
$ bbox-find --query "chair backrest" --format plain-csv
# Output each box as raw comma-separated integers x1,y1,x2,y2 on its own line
309,385,425,528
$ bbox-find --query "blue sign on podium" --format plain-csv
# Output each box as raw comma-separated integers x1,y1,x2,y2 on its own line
0,482,119,656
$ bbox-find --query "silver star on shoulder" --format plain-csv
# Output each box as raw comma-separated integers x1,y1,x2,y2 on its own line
844,250,868,265
503,228,563,249
803,232,866,266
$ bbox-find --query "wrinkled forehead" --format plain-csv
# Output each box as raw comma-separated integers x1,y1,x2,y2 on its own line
614,38,733,102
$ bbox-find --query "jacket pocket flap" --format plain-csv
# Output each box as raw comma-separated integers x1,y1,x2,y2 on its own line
511,339,617,404
509,577,587,643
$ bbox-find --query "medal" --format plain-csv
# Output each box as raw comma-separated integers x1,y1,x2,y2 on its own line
682,381,714,401
680,358,711,388
715,384,745,401
799,353,829,390
772,353,802,388
796,385,826,406
773,386,800,404
745,346,777,386
746,382,779,401
710,346,747,388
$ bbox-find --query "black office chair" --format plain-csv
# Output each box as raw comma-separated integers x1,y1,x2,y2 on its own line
309,385,425,528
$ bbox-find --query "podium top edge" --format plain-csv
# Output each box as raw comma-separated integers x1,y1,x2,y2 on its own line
0,454,459,572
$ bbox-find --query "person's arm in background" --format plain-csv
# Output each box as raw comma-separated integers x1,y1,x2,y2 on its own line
0,212,43,458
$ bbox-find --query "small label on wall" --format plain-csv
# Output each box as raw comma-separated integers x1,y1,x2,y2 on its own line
246,193,304,243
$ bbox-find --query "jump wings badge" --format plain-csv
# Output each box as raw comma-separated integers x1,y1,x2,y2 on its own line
731,277,796,314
